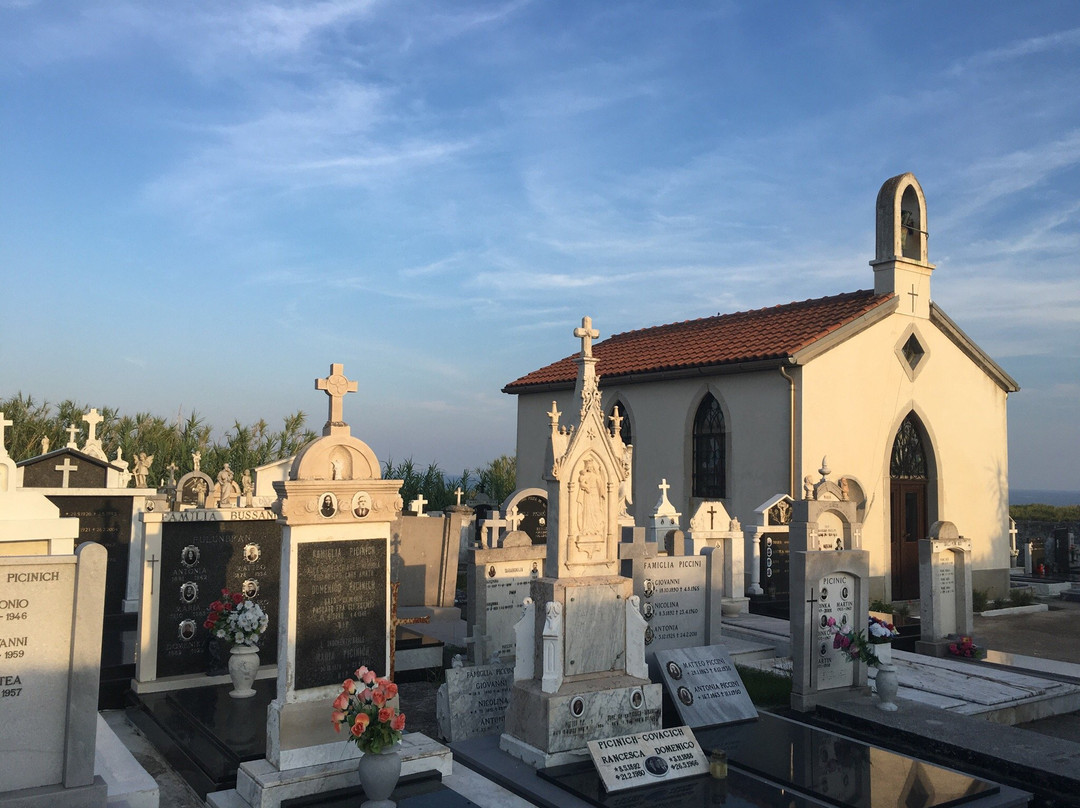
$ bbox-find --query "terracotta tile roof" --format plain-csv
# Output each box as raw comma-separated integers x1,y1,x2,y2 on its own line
503,290,894,392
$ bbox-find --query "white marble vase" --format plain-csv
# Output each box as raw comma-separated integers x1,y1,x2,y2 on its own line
358,745,402,808
870,643,898,712
228,645,260,698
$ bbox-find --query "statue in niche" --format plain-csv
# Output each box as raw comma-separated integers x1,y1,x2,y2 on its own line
132,452,154,488
618,444,633,519
575,458,606,540
192,477,208,507
839,478,850,501
331,458,344,480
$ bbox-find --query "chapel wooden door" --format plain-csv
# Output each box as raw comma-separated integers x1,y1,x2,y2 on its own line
890,480,925,600
890,412,930,601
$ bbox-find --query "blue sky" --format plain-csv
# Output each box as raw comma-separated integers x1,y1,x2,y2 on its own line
1,2,1078,491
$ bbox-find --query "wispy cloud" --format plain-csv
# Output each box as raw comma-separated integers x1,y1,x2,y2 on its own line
948,27,1080,76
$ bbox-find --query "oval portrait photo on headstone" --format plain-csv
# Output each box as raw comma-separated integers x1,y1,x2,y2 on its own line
677,685,694,706
178,619,197,641
644,756,669,777
319,492,338,518
630,688,644,710
351,490,372,518
666,660,682,680
180,581,198,603
243,578,259,598
181,545,200,568
819,587,828,601
244,543,261,563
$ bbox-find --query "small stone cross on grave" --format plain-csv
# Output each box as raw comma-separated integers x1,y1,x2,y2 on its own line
0,411,12,455
316,362,358,434
66,423,80,448
454,486,464,506
389,581,430,680
619,526,657,578
82,408,103,443
55,457,78,488
480,510,507,548
506,506,523,532
410,494,428,516
658,478,671,500
574,315,599,358
707,504,718,530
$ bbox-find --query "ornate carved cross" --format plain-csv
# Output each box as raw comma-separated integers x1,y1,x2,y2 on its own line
506,506,523,532
574,315,599,358
82,408,104,443
315,363,358,428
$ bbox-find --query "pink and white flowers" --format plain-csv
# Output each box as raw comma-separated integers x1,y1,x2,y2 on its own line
331,666,406,753
826,615,900,668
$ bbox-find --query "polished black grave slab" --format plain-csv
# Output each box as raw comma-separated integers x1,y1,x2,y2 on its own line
539,763,822,808
127,678,275,798
281,771,478,807
696,712,998,808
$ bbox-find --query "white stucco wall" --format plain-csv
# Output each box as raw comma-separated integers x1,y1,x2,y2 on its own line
799,309,1010,596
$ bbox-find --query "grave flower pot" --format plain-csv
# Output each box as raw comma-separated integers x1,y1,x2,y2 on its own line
357,744,402,808
869,643,899,711
228,644,260,698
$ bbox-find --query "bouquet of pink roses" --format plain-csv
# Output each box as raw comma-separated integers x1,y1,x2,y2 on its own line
331,666,406,753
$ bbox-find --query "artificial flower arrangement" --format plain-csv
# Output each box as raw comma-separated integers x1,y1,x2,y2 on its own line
332,666,406,754
826,615,900,668
204,588,269,647
948,635,986,659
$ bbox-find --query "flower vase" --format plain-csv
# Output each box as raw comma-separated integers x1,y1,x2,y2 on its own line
228,645,259,698
869,643,898,712
358,745,402,808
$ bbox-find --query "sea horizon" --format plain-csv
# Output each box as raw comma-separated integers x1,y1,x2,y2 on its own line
1011,489,1080,507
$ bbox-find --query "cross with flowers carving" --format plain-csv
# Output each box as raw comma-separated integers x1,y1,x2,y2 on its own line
316,363,358,430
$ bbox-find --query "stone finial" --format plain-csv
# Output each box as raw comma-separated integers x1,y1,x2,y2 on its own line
608,406,624,438
547,401,561,428
818,456,831,480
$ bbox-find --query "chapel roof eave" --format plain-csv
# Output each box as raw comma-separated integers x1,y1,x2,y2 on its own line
503,289,895,395
929,303,1020,393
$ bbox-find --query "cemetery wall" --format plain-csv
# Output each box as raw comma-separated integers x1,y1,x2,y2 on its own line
801,313,1011,596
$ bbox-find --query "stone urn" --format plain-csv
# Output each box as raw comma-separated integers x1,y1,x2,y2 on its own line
358,745,402,808
870,643,898,712
228,645,260,698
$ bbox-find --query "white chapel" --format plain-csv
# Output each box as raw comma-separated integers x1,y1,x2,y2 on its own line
505,173,1018,602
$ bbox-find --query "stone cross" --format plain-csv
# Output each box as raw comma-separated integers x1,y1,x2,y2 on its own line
0,411,12,454
410,494,428,516
82,408,104,443
707,504,718,530
574,315,599,358
618,526,657,578
658,478,671,500
506,506,523,532
66,423,80,447
908,284,919,313
609,406,623,438
454,486,464,506
316,362,358,429
480,510,507,548
55,457,78,488
166,462,178,485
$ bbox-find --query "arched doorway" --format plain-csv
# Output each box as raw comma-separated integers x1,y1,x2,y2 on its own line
890,413,929,599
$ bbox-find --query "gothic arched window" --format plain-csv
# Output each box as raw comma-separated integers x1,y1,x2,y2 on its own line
890,413,928,479
692,394,726,498
608,400,632,446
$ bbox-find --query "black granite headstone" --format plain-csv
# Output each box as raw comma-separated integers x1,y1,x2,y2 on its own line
294,538,387,690
20,449,111,488
156,517,281,678
48,495,132,618
761,533,789,600
516,495,548,546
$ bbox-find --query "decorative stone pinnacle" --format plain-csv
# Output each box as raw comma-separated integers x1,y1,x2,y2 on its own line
819,456,831,480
